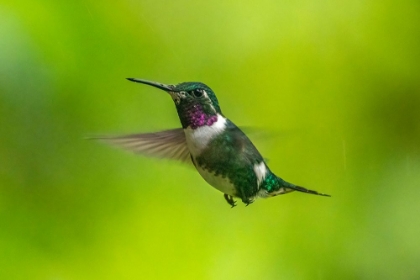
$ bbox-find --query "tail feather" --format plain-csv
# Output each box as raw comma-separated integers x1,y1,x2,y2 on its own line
287,184,331,197
263,174,331,198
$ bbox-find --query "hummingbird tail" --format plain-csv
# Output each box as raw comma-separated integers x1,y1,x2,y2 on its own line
286,184,331,197
266,175,331,197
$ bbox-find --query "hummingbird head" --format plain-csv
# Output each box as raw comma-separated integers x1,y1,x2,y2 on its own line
127,78,223,129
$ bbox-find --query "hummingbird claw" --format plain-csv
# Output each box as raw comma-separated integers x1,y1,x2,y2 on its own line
239,193,254,206
245,200,254,207
223,194,237,208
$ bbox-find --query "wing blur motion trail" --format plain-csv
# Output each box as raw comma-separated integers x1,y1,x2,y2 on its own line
90,128,191,163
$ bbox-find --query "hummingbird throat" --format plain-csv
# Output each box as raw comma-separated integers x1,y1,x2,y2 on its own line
179,103,218,129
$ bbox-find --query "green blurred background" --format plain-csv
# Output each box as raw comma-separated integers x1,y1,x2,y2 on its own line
1,1,419,279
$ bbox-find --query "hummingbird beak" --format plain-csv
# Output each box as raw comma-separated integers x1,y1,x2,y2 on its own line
126,78,175,92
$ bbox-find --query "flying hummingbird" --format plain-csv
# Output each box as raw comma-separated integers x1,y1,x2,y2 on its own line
95,78,330,207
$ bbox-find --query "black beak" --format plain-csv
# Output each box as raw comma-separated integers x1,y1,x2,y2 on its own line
126,78,174,91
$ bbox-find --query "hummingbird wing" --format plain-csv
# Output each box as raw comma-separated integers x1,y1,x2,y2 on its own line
91,128,191,163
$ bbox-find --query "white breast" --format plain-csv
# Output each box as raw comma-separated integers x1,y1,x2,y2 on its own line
184,114,227,157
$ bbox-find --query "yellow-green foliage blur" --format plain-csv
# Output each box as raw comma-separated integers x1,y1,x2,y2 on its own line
1,1,419,279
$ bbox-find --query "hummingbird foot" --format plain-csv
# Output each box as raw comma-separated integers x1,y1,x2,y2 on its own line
223,194,237,208
243,198,255,206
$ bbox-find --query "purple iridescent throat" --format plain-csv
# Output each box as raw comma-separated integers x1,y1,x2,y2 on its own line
182,104,218,129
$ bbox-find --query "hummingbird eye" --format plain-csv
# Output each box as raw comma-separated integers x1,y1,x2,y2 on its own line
192,89,203,98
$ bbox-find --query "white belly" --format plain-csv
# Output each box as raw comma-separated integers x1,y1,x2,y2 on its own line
195,164,237,196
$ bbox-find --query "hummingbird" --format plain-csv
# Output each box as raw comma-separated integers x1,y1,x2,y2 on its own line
95,78,330,207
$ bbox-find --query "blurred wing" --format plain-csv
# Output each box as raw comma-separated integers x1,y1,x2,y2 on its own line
91,128,191,163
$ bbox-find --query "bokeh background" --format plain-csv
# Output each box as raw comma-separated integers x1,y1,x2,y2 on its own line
1,1,420,279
